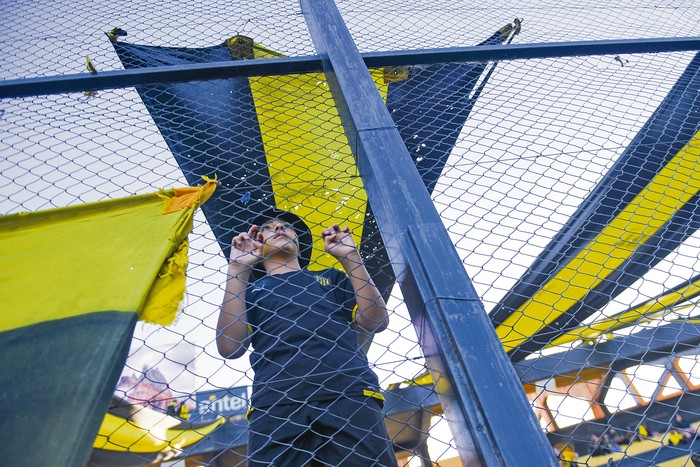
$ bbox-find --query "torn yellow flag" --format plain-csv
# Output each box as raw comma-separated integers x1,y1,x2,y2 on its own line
163,175,217,214
0,179,216,467
0,179,216,330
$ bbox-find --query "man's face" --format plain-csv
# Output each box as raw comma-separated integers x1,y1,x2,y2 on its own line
257,218,299,255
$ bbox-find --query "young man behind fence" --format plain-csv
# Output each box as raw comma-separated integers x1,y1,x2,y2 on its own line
217,209,397,466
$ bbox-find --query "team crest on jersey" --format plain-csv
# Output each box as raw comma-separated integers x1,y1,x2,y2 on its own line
315,275,330,286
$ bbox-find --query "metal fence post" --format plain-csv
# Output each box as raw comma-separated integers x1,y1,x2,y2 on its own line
300,0,557,465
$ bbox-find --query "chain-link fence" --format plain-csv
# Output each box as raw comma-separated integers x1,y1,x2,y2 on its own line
3,0,700,466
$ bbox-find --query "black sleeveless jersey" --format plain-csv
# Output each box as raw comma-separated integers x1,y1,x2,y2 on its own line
246,268,381,408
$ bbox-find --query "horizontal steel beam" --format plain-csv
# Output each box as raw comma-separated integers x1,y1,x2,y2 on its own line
362,36,700,66
2,37,700,99
0,56,323,99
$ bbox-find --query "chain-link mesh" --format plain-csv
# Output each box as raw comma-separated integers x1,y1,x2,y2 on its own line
4,0,700,466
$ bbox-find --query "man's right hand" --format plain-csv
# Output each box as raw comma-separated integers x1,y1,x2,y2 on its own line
230,225,263,267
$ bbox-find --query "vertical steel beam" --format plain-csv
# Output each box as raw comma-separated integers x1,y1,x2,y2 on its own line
300,1,557,465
